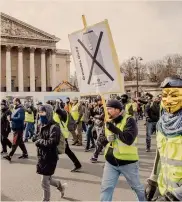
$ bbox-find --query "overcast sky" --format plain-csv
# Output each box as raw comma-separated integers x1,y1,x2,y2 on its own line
1,0,182,74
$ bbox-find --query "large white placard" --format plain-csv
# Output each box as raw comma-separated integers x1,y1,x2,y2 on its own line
69,20,124,94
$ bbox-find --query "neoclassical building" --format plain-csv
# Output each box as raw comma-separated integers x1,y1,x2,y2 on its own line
1,12,71,92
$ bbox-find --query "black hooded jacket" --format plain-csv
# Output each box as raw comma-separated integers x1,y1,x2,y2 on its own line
35,104,61,176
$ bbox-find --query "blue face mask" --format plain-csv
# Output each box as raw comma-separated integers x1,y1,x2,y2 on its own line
39,115,48,125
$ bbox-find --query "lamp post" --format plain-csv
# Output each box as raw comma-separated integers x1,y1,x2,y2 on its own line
131,56,143,97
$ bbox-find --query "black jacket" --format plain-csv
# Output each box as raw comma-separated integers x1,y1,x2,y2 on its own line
146,101,160,122
1,108,11,136
93,105,105,127
35,121,60,176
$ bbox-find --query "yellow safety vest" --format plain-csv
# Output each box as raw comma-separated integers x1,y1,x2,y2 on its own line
25,111,34,123
125,103,133,115
104,114,139,161
71,103,83,121
156,131,182,195
132,102,137,112
53,112,70,139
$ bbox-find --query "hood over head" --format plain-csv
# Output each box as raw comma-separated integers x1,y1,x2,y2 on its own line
39,104,53,123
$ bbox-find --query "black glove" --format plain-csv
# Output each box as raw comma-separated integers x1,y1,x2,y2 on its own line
145,179,158,201
165,192,179,201
35,139,42,147
106,122,120,134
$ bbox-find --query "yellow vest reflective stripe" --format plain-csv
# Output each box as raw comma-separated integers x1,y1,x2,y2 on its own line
25,112,34,123
156,131,182,195
53,112,70,139
71,103,82,121
105,114,139,161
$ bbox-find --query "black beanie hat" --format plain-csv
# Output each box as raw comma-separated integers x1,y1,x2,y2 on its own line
1,99,7,105
106,99,123,110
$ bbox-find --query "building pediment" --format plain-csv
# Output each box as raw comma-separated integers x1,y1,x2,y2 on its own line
1,12,60,42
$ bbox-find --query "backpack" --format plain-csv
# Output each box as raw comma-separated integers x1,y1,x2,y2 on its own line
49,123,65,155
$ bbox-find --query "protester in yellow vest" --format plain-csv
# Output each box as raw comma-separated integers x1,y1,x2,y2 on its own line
53,101,82,172
24,103,35,142
100,99,145,201
70,97,83,146
121,94,134,116
145,77,182,201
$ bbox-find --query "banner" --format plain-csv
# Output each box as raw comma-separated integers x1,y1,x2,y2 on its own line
69,20,124,94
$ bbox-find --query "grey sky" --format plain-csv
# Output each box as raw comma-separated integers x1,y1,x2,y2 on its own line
1,0,182,74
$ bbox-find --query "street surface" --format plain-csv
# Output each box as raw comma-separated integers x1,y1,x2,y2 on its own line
1,120,156,201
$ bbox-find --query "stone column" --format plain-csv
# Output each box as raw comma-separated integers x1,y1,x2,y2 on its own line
6,45,12,92
51,49,57,90
47,50,52,88
30,47,36,91
18,46,24,92
41,48,46,92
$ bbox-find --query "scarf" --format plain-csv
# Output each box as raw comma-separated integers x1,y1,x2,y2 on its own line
157,109,182,137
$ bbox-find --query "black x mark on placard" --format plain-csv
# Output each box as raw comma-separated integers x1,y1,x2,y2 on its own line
78,31,114,85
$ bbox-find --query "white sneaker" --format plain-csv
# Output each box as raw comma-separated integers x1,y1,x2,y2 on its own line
59,183,67,198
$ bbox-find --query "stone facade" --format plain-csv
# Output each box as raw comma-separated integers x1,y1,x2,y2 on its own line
0,12,71,92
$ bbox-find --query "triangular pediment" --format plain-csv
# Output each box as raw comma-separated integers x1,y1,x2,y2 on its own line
1,12,60,42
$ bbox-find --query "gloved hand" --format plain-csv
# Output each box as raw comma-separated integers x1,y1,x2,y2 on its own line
145,179,158,201
107,134,116,142
32,135,37,142
35,139,41,147
106,122,119,134
164,192,179,201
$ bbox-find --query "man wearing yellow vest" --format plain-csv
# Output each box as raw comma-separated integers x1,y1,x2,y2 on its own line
100,99,145,201
24,103,35,142
70,97,83,146
121,94,134,116
54,100,82,172
145,77,182,201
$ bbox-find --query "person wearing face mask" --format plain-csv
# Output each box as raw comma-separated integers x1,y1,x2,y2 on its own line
100,99,145,201
64,97,72,113
34,104,67,201
121,94,134,116
1,99,12,154
3,98,28,161
145,77,182,202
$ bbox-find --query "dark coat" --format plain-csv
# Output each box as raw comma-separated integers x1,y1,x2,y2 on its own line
11,105,25,131
1,108,11,136
35,121,61,176
146,101,160,122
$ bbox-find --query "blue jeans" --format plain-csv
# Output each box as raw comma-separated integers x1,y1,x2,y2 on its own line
100,161,145,201
86,124,95,149
24,122,35,140
146,121,157,149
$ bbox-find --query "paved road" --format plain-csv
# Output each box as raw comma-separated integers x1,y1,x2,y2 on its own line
1,120,156,201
